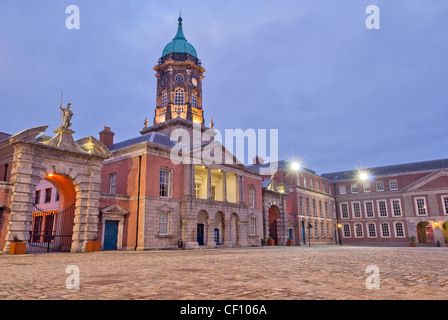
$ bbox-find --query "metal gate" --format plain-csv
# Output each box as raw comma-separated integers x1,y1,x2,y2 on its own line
28,203,75,253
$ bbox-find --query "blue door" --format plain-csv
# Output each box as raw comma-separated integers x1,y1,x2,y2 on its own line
104,220,119,250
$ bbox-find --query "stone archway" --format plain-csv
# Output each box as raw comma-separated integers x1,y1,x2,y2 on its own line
268,205,280,245
417,221,434,244
197,210,208,246
214,212,225,245
2,125,110,254
230,213,239,247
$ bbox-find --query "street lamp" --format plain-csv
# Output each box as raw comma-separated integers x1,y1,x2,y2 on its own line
307,221,313,247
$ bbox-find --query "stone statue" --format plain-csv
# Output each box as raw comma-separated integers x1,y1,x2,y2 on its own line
60,103,74,128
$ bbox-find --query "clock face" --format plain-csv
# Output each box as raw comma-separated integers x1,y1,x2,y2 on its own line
191,77,198,87
161,76,168,85
175,74,184,83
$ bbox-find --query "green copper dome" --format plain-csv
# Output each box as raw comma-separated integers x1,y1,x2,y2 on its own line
161,17,198,59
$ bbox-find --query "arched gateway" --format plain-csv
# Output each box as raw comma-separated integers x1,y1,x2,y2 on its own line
1,123,110,253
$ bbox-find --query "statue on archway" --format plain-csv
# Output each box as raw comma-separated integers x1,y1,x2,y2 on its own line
60,103,74,128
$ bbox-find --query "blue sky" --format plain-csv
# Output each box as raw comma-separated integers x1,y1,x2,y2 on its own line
0,1,447,174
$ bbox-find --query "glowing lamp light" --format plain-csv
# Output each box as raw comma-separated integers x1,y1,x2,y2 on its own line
359,172,369,181
47,173,54,178
291,162,301,171
338,223,342,229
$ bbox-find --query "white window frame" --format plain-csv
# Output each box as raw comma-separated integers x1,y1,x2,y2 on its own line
363,183,371,193
174,88,185,105
316,181,320,192
297,175,301,186
249,217,256,236
320,221,325,238
339,185,346,195
364,201,375,218
352,202,362,218
248,186,255,208
389,180,398,191
414,197,427,216
343,224,351,238
162,90,168,108
319,200,323,217
380,222,391,238
310,179,314,190
303,177,307,188
354,223,364,238
159,168,172,198
351,184,359,194
109,173,117,194
367,222,377,238
377,200,388,217
191,91,197,108
340,202,349,219
391,199,402,217
393,221,405,238
442,195,448,215
376,181,384,192
159,211,170,235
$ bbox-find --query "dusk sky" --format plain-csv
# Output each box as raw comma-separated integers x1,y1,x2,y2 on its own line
1,1,447,174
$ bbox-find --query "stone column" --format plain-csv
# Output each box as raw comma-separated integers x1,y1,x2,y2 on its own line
207,167,212,200
184,164,191,197
191,165,196,198
3,144,37,254
222,171,227,202
239,176,245,204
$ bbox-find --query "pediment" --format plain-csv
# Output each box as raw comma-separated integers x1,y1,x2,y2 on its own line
77,136,112,158
100,204,128,216
404,169,448,192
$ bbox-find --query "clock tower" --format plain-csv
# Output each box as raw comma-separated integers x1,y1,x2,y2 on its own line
152,16,205,126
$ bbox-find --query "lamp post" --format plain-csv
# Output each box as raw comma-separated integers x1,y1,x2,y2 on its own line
333,182,342,245
307,221,313,247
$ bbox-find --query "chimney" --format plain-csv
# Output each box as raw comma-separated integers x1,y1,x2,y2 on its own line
99,126,115,148
253,156,265,165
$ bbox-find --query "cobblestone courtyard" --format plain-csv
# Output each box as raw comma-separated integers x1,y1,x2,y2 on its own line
0,246,447,300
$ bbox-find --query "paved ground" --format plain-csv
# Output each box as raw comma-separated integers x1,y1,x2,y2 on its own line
0,245,447,300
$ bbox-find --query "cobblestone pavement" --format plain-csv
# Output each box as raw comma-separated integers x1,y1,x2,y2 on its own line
0,246,447,300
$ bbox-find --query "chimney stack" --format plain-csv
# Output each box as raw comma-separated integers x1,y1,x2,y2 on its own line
99,126,115,148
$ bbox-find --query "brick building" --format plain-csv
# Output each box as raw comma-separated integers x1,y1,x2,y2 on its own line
0,16,281,253
322,159,448,247
0,16,446,253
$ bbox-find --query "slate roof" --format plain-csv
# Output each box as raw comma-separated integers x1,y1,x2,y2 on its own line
248,160,316,175
109,132,176,151
321,158,448,181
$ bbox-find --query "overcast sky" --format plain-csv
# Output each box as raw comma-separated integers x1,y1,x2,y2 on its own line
1,1,447,174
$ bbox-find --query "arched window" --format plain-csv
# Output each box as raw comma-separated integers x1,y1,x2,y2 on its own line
191,92,197,108
367,222,377,237
174,88,184,105
354,223,363,238
162,91,167,108
343,224,351,238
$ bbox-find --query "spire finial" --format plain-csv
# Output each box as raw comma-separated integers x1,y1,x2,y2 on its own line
178,10,182,23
